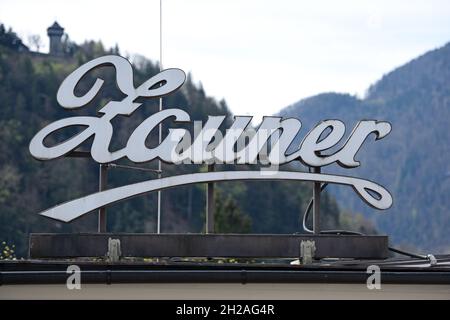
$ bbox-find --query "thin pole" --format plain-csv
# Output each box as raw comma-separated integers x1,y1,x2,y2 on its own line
98,164,108,232
313,167,321,234
157,0,163,234
206,164,215,233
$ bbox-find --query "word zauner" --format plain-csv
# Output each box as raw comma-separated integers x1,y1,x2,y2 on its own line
29,55,393,222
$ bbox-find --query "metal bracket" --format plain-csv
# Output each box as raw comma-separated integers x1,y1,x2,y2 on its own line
427,254,437,266
300,240,316,264
106,238,121,262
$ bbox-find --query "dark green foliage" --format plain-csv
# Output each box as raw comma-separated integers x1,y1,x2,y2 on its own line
0,24,28,52
214,189,252,233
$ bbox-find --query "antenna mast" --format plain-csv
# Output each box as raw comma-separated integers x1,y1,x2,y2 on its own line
157,0,163,234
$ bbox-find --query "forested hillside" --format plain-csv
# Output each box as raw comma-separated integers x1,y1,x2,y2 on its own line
0,25,372,257
279,43,450,252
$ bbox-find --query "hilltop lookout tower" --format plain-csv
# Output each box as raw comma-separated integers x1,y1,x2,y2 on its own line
47,21,64,56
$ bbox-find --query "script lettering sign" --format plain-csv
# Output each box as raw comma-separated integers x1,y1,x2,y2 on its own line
29,55,393,222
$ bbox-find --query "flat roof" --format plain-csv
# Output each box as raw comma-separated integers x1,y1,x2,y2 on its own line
1,256,449,285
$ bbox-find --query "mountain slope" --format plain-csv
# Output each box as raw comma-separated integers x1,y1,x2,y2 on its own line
279,43,450,252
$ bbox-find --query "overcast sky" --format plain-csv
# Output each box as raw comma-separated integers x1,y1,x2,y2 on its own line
2,0,450,122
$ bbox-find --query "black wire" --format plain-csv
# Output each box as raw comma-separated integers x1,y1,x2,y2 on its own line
320,230,363,236
387,246,428,260
108,163,161,173
301,182,328,233
299,181,433,261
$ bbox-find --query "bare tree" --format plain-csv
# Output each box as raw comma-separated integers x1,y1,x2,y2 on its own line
28,34,42,52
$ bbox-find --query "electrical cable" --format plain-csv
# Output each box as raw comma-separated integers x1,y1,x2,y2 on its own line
107,163,161,173
300,182,437,264
387,246,428,260
301,182,328,233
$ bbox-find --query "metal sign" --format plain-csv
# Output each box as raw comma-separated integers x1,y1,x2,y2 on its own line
29,55,393,222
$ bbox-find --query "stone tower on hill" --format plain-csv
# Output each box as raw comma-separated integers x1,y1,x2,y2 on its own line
47,21,64,56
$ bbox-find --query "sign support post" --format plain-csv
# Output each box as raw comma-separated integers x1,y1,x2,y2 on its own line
98,164,108,233
206,164,215,233
313,167,321,234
